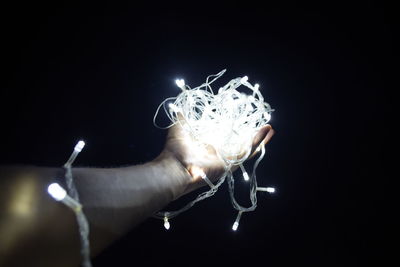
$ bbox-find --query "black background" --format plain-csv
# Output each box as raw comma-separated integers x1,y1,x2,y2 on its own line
0,1,391,266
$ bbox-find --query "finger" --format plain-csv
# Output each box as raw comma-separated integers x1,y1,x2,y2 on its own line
175,111,185,123
249,125,274,158
168,111,187,137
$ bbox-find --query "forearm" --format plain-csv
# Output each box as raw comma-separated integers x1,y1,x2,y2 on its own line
0,151,192,266
74,151,192,251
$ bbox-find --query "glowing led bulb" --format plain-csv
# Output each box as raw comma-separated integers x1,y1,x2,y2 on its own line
239,164,249,182
65,140,86,167
240,76,248,83
168,103,179,113
48,183,82,212
257,187,276,193
48,183,67,201
191,166,206,179
74,140,85,152
256,143,263,153
243,171,250,181
191,166,215,189
232,211,243,231
163,217,170,230
175,79,185,89
266,187,275,193
254,83,260,90
232,222,239,231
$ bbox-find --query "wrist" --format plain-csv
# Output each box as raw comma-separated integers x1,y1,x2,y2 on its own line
151,150,194,200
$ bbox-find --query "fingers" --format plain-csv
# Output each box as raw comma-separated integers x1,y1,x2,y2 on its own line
175,112,185,123
249,125,274,158
168,112,186,138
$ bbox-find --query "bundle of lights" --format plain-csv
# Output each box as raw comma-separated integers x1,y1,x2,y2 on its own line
154,69,275,231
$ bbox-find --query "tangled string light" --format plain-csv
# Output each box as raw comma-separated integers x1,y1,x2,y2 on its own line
153,69,276,231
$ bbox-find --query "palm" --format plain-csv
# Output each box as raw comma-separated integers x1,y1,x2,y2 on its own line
163,121,274,188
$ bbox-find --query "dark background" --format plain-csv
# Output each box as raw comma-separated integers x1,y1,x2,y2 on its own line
0,1,391,266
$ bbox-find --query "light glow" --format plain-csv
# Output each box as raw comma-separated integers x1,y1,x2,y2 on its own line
157,71,272,165
175,79,185,89
168,103,179,113
266,187,275,193
232,222,239,231
164,217,170,230
257,187,276,193
48,183,67,201
74,140,85,152
232,211,243,231
243,171,250,181
191,166,206,179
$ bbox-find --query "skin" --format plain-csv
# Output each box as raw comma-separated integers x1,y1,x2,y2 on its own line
0,122,274,267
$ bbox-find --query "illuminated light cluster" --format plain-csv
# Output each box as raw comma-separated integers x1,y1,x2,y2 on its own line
154,70,276,231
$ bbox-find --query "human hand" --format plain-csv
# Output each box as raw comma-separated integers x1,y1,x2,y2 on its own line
160,115,274,195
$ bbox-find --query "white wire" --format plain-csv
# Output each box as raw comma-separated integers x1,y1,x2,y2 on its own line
63,142,92,267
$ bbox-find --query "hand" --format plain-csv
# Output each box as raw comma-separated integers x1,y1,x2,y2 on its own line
160,116,275,195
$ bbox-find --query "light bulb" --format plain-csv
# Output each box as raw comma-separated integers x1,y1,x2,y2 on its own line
240,76,248,83
175,79,185,89
191,166,206,179
163,217,170,230
254,83,260,90
256,143,263,153
74,140,85,152
232,211,243,231
257,187,276,193
48,183,67,201
232,222,239,231
266,187,275,193
243,171,250,181
48,183,82,212
191,166,215,189
168,103,179,113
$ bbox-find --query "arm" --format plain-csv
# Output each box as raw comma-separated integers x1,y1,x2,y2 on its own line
0,123,274,267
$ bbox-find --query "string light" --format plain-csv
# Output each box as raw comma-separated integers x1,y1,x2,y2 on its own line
154,69,276,230
48,140,92,267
